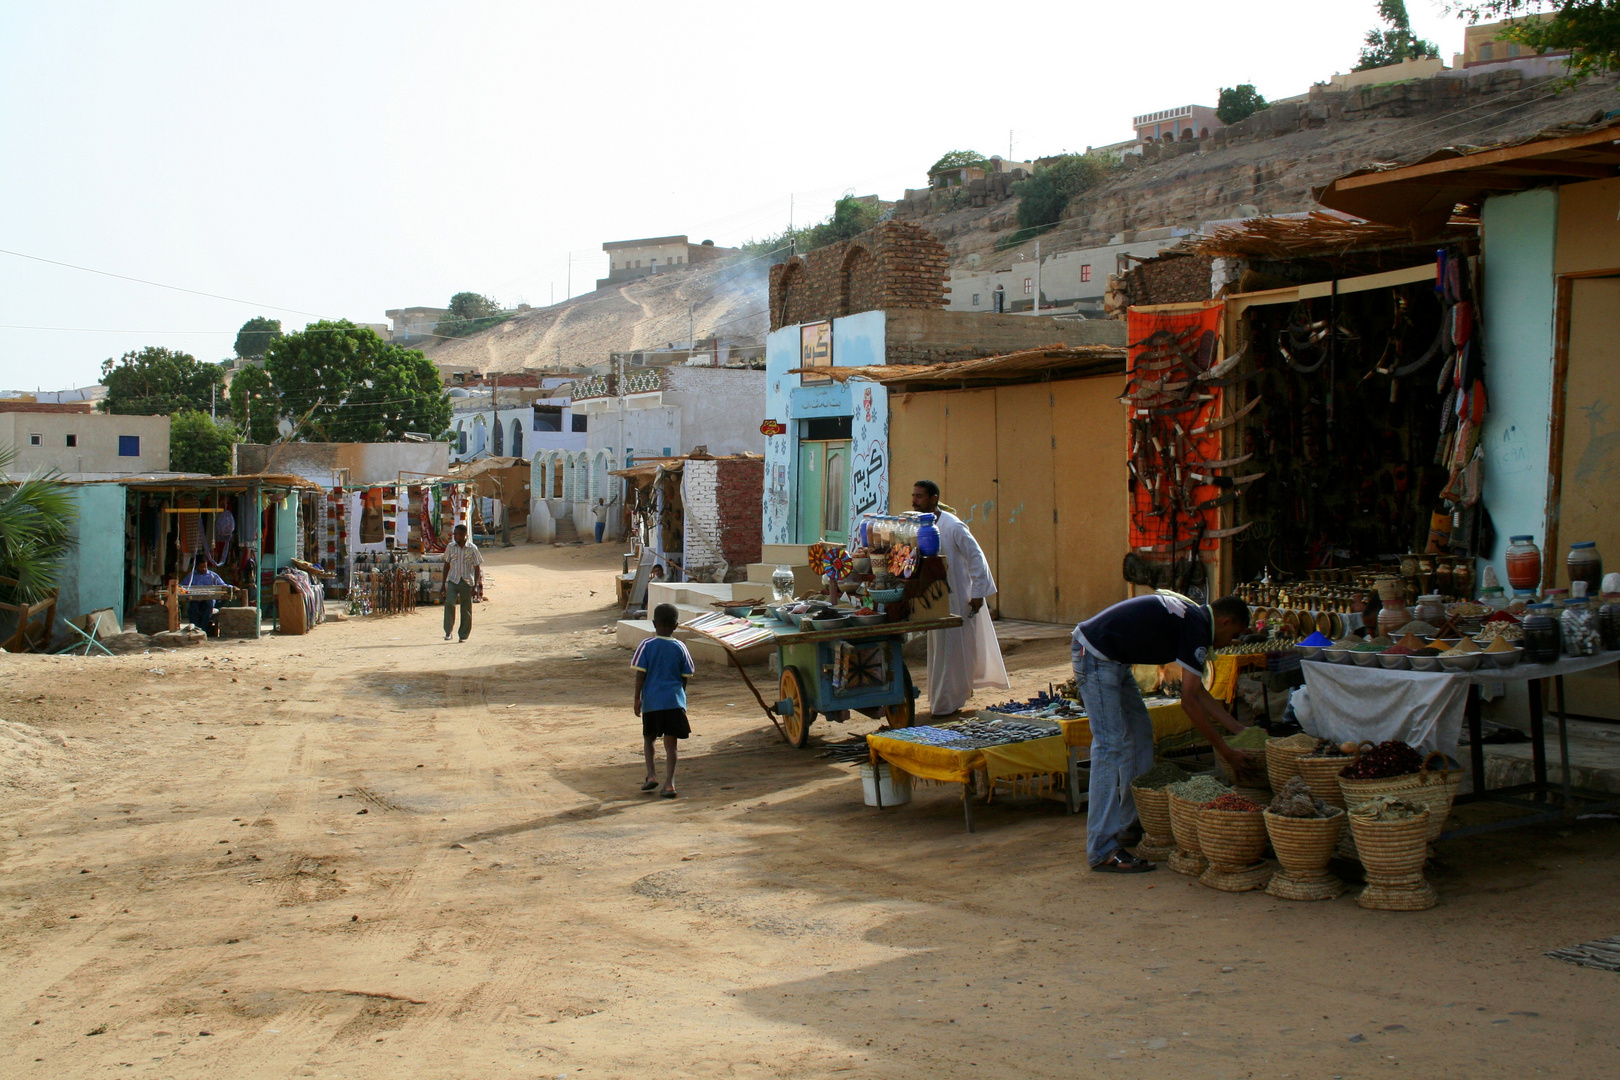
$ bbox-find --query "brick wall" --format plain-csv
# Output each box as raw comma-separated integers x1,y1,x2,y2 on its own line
883,308,1127,365
1124,253,1214,306
681,457,763,581
768,222,949,331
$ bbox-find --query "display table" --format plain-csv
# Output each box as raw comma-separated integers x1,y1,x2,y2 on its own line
1205,652,1268,703
1295,651,1620,839
866,730,1069,832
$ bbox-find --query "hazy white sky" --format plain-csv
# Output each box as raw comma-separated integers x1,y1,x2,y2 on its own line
0,0,1467,390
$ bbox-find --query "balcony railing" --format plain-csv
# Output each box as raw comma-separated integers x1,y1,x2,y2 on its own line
572,374,616,400
622,368,666,396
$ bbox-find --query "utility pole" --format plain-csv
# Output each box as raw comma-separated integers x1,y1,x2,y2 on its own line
1009,129,1013,160
1033,240,1041,316
211,383,216,421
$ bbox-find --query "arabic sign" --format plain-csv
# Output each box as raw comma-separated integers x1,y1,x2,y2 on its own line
799,321,832,385
760,419,787,436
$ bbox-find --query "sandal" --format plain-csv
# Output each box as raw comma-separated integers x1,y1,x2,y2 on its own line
640,780,659,792
1091,850,1156,874
660,789,679,799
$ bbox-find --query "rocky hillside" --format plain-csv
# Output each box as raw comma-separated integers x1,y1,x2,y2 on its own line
421,254,771,376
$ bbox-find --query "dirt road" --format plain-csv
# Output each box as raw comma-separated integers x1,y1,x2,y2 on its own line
3,544,1617,1079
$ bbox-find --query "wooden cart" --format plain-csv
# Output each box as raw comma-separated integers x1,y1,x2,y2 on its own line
692,614,963,747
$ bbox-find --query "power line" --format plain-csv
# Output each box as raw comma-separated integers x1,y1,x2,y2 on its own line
0,247,328,320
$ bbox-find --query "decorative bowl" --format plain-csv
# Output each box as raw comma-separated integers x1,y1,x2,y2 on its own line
866,586,907,604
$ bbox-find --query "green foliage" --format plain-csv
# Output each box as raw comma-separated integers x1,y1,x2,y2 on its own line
432,313,511,339
1216,84,1269,125
262,321,451,443
1355,0,1440,70
1457,1,1620,78
100,346,225,416
227,365,278,444
0,446,78,604
169,410,237,475
234,316,283,359
928,150,989,177
1013,153,1114,231
447,292,501,319
737,195,888,261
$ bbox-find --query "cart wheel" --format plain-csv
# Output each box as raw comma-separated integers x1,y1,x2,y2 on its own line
884,665,917,728
780,666,815,748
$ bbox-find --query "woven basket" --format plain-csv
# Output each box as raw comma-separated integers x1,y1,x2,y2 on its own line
1131,783,1173,840
1296,754,1354,809
1263,808,1345,874
1200,860,1275,892
1338,753,1462,842
1348,809,1431,880
1166,792,1205,857
1264,735,1315,792
1218,746,1270,790
1357,879,1438,911
1197,806,1268,871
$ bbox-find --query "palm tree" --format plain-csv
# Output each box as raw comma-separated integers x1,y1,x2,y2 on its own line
0,446,79,604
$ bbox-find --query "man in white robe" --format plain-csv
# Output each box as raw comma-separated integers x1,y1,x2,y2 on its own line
913,480,1010,716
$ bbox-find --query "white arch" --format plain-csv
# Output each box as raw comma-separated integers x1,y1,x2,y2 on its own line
593,451,610,503
472,414,487,455
562,454,576,501
572,452,590,501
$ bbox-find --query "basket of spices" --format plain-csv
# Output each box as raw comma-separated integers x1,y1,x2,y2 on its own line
1165,775,1229,877
1264,732,1318,792
1197,793,1272,892
1295,740,1360,809
1216,725,1272,790
1338,745,1462,843
1348,797,1436,910
1128,761,1189,862
1263,777,1347,901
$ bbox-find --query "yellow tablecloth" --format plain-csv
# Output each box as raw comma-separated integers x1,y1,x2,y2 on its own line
867,733,1068,786
1055,700,1203,757
1205,653,1267,703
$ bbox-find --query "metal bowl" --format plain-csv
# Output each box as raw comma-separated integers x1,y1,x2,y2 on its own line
1351,650,1382,667
866,587,907,604
1409,654,1444,672
722,605,753,618
809,616,849,631
1377,652,1412,670
1438,653,1483,672
1296,644,1326,660
1322,648,1352,665
1482,646,1524,668
850,613,886,627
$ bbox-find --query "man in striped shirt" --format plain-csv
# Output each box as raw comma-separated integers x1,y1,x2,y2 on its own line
443,524,483,642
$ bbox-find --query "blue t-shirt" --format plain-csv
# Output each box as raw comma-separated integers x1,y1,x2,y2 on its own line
632,634,695,712
1074,592,1213,676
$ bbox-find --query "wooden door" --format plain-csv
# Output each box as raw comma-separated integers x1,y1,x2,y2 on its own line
944,389,1000,595
887,392,948,514
1557,276,1620,719
993,383,1057,622
795,441,824,544
1051,375,1130,624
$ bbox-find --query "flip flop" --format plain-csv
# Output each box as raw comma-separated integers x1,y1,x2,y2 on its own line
1092,851,1156,874
640,780,659,792
660,789,678,799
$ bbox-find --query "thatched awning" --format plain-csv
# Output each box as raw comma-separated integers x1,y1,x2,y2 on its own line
789,344,1126,389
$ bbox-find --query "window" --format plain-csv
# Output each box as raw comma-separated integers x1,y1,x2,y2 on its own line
1023,277,1033,295
458,430,468,453
532,404,563,432
29,433,42,446
118,435,140,457
972,293,981,306
1506,43,1520,57
66,433,78,447
1479,43,1493,61
571,413,588,433
1081,264,1092,283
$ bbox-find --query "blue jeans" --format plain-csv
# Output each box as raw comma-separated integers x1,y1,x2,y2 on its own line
595,521,606,543
1074,649,1156,865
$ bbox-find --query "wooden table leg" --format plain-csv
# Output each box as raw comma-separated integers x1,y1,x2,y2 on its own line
962,782,975,833
1066,748,1078,813
1555,674,1574,812
1466,684,1486,796
1528,677,1548,798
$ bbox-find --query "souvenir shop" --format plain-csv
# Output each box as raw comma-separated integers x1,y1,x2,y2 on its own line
308,480,473,612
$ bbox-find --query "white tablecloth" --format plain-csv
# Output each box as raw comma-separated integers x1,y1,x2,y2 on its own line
1290,652,1619,757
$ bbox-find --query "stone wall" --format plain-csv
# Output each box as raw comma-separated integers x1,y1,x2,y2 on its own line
883,309,1126,366
1124,253,1215,307
768,222,949,331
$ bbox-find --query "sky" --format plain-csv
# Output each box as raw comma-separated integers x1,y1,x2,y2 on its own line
0,0,1469,391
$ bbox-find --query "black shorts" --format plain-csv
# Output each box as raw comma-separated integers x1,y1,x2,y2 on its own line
642,708,690,740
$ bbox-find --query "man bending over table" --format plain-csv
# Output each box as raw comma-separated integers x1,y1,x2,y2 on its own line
1072,591,1253,873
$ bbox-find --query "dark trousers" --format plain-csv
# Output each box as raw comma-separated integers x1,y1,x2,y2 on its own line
444,579,473,639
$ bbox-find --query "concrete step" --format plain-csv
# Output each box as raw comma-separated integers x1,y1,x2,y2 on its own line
614,618,774,667
1482,727,1620,796
554,516,579,543
647,580,771,609
761,543,810,564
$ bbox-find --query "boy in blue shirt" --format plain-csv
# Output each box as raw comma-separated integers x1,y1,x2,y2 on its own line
632,603,695,798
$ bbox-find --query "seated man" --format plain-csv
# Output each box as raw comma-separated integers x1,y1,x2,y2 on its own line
182,564,228,635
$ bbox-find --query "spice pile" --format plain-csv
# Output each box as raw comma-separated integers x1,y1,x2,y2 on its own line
1228,726,1271,750
1268,732,1318,752
1131,761,1191,790
1395,620,1440,637
1350,635,1394,653
1340,740,1423,780
1205,793,1264,812
1441,639,1480,656
1349,795,1425,822
1477,620,1524,642
1269,775,1336,818
1167,774,1231,804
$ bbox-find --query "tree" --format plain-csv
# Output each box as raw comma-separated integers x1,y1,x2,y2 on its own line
1355,0,1441,70
928,149,989,177
170,410,237,475
803,195,886,250
263,320,451,442
1216,84,1269,125
0,446,78,605
447,292,501,320
227,364,279,444
234,316,283,359
1456,1,1620,79
100,346,224,416
1013,153,1113,232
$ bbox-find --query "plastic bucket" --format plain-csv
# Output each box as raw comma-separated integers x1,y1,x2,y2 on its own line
861,762,912,806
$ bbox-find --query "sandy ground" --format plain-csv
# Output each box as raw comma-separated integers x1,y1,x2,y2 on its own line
3,543,1618,1080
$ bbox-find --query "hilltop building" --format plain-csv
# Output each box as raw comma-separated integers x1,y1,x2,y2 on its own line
597,235,738,289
